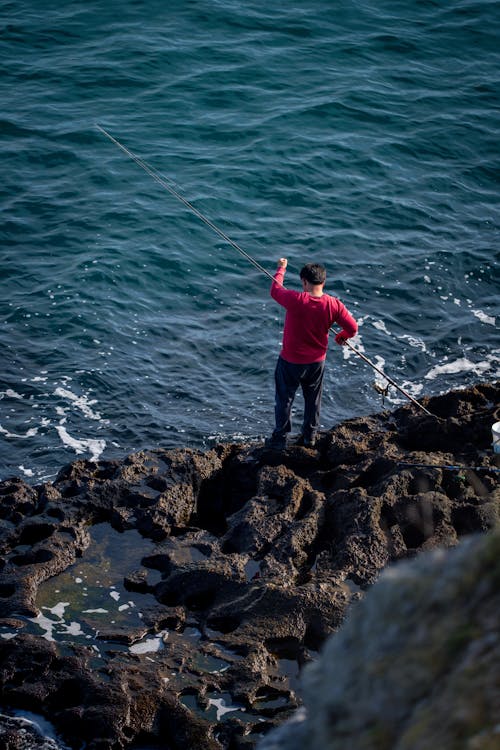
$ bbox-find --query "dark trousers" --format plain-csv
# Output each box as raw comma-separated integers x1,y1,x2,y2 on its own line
272,356,325,441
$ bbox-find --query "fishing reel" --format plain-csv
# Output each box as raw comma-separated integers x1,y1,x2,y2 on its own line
372,381,391,407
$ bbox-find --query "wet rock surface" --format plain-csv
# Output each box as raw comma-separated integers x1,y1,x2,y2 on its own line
0,710,69,750
0,382,498,749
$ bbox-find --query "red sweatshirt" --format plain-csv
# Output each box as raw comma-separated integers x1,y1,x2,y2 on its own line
271,266,358,364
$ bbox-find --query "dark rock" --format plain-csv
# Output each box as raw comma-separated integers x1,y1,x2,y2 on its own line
0,381,498,749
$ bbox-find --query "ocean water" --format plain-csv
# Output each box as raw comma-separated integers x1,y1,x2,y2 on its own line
1,0,499,484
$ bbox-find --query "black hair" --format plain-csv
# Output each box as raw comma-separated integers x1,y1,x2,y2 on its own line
300,263,326,285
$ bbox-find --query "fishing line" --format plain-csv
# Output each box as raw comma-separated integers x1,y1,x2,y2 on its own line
96,124,432,417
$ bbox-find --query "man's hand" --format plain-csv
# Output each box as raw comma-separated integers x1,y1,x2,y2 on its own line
335,332,348,346
278,258,287,268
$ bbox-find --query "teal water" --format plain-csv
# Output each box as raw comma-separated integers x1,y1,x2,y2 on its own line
1,0,499,483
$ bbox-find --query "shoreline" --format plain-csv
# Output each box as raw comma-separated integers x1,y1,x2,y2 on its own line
0,380,498,749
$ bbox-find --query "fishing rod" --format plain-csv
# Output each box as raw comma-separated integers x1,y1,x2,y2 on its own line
399,461,500,474
96,124,432,417
343,340,432,415
95,125,275,283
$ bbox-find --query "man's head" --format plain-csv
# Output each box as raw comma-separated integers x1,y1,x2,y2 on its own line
300,263,326,286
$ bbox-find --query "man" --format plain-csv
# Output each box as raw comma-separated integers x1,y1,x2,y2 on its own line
266,258,358,449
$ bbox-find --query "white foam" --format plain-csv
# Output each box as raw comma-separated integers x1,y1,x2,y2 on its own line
400,380,423,397
0,424,38,439
472,309,496,326
372,320,391,335
341,333,365,359
208,697,244,721
66,621,84,637
18,465,34,477
425,357,491,380
1,388,23,400
55,424,106,462
54,387,105,421
46,602,70,618
82,608,108,614
33,602,94,641
129,630,168,654
29,613,59,641
399,334,427,352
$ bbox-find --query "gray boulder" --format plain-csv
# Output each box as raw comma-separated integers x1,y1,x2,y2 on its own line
258,528,500,750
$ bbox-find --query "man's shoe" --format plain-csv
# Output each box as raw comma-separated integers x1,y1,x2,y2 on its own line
264,436,286,450
295,434,316,448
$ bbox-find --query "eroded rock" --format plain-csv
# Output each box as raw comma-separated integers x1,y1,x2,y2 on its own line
0,382,498,749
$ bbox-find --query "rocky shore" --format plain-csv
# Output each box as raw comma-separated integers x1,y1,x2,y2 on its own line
0,382,498,750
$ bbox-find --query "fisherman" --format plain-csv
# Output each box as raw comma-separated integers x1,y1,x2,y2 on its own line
266,258,358,449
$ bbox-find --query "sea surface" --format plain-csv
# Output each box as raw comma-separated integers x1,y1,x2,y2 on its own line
1,0,499,484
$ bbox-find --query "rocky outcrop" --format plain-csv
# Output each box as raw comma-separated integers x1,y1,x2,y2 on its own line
258,528,500,750
0,382,498,749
